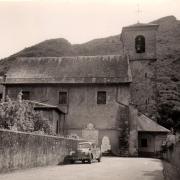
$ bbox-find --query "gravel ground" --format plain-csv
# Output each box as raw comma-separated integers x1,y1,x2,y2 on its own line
0,157,164,180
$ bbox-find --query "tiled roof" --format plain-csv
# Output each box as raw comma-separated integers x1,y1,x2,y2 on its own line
5,55,132,84
137,114,169,133
30,101,64,114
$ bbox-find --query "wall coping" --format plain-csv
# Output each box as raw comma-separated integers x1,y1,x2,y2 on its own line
0,128,79,141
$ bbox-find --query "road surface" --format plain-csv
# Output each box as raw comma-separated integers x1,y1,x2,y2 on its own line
0,157,164,180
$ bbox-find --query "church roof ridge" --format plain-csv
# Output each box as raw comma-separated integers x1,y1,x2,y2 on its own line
17,54,124,61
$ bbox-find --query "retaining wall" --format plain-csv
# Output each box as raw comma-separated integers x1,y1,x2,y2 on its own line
0,129,78,173
163,142,180,171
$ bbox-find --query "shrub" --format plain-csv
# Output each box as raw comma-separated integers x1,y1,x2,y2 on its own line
0,94,54,135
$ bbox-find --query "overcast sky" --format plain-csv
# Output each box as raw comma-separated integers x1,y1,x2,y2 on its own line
0,0,180,59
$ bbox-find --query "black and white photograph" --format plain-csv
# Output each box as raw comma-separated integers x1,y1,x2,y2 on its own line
0,0,180,179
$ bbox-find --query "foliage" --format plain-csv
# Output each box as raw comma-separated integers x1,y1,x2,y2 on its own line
34,115,55,135
0,95,54,135
157,103,180,130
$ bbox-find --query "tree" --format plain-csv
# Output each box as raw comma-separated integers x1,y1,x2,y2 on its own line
0,92,54,135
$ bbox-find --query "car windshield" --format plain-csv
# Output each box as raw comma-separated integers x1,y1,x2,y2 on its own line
78,143,91,149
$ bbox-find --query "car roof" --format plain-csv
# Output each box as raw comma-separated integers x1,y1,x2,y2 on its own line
78,141,95,145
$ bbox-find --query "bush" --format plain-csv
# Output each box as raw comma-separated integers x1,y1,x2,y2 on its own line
0,94,54,135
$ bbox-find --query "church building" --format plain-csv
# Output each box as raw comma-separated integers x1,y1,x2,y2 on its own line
1,22,169,156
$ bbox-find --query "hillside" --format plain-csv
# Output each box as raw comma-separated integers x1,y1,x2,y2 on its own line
0,35,122,76
152,16,180,128
0,15,180,128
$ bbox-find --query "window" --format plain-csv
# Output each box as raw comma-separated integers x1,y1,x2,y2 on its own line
97,91,106,104
135,35,145,53
22,91,30,100
0,93,2,100
59,91,67,104
141,138,148,147
56,119,61,134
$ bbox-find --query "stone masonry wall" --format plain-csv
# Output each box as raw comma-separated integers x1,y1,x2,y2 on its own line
163,141,180,172
0,129,78,173
129,60,157,118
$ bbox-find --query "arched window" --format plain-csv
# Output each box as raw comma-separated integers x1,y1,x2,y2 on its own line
135,35,145,53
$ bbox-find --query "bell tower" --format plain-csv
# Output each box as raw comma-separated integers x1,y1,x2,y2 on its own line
121,23,159,61
121,22,159,117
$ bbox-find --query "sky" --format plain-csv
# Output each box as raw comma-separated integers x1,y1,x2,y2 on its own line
0,0,180,59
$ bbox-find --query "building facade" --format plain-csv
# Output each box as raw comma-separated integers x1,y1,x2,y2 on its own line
1,22,170,156
3,55,132,155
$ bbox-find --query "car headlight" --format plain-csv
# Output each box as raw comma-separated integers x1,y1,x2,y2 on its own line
70,151,75,155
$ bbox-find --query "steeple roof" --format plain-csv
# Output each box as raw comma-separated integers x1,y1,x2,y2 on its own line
122,22,159,31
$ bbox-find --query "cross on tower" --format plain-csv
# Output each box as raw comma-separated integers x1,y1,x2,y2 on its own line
136,3,142,23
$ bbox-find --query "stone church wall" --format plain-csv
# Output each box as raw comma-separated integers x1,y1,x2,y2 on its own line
6,83,131,155
129,60,157,117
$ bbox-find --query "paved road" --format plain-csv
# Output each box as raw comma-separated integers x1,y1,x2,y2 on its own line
0,157,164,180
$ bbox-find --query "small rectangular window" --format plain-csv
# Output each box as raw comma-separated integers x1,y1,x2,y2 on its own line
0,93,2,100
141,138,148,147
59,91,67,104
97,91,106,104
56,119,61,134
22,91,30,100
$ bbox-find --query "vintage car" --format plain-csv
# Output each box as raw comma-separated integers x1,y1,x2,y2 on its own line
68,141,101,164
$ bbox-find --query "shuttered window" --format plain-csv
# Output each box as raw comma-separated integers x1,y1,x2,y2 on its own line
97,91,106,104
59,92,67,104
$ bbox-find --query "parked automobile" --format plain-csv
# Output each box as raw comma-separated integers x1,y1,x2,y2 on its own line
68,141,101,164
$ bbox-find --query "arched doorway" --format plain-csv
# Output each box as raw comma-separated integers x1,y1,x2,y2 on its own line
101,136,111,153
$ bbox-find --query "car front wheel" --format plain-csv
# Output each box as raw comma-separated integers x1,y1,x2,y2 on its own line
97,157,101,162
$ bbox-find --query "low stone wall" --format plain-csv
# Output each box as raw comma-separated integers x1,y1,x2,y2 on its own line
0,129,78,173
163,142,180,171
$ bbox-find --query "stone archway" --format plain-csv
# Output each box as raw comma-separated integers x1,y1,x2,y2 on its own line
101,136,111,153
